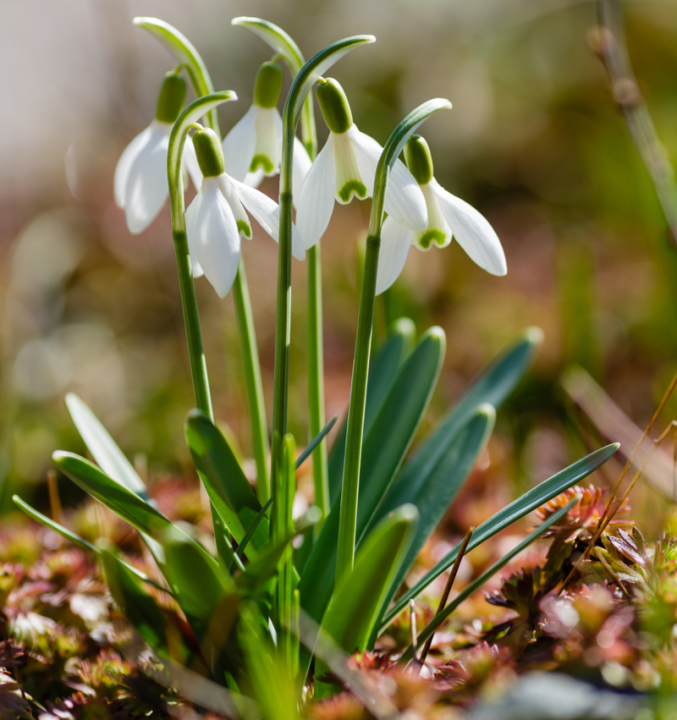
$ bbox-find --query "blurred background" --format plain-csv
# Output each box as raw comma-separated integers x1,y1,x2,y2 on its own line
2,0,677,529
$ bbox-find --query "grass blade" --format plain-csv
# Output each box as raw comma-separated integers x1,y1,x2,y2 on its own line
380,443,619,631
400,499,577,660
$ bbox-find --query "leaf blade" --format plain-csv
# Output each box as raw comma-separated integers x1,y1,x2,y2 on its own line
380,442,619,631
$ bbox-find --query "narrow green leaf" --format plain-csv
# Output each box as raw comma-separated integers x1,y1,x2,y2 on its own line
185,410,268,554
380,443,619,631
230,496,273,574
401,499,577,660
298,327,445,624
13,494,98,554
65,394,149,500
231,17,304,74
296,414,338,471
159,523,232,629
13,495,170,593
322,505,418,654
100,542,171,655
394,327,542,509
328,317,416,505
370,405,495,632
53,451,171,537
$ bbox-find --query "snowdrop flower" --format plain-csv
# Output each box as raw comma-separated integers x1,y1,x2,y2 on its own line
187,127,305,298
114,71,201,234
222,61,311,193
295,78,427,250
375,135,507,295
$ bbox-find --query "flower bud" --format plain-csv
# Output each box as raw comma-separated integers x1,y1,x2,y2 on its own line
155,72,187,124
316,78,353,135
193,127,225,178
404,135,434,186
253,61,283,109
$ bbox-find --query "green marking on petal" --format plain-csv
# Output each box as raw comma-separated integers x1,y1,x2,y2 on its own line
237,220,252,238
416,229,446,250
250,154,275,174
338,180,367,204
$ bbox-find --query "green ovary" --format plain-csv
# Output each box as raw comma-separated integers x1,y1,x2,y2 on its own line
416,228,446,250
237,220,252,238
338,180,367,203
250,154,275,174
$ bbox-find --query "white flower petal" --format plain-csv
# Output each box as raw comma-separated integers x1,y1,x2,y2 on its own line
218,174,252,238
349,125,427,232
114,124,153,208
432,179,507,276
292,137,312,208
186,190,204,278
194,178,241,298
252,107,281,176
222,104,259,182
123,121,172,234
244,168,266,188
295,133,337,250
334,131,367,204
376,216,413,295
183,135,203,189
231,178,305,261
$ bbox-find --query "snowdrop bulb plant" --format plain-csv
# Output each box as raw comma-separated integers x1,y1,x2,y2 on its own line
114,70,201,233
375,134,507,294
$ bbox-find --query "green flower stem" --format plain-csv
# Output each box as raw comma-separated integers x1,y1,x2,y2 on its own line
303,96,330,532
232,258,270,503
172,228,213,418
336,99,452,584
168,94,236,416
335,235,380,582
143,17,270,501
271,34,375,534
307,244,329,532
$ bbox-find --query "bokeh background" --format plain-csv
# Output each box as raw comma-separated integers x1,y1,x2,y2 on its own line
3,0,677,529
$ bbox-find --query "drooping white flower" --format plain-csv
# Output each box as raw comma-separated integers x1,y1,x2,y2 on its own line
295,77,427,251
114,71,202,234
222,61,311,195
375,135,507,295
187,127,305,298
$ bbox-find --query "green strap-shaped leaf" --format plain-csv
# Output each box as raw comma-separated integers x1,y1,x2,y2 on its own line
393,327,543,506
65,394,149,500
314,505,418,696
185,410,268,555
64,394,166,562
400,498,577,661
370,405,495,635
100,542,172,656
328,317,416,506
298,327,445,624
54,451,171,536
395,327,542,507
322,504,418,653
12,495,168,591
379,442,619,631
159,524,232,629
